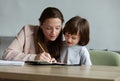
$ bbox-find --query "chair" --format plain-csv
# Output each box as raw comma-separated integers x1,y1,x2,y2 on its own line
89,50,120,66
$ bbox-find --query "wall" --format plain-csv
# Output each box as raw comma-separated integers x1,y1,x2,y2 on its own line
0,0,120,51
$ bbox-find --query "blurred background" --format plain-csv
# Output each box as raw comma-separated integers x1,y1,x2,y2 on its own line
0,0,120,59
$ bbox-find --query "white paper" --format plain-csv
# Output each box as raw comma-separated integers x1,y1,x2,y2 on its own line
0,60,24,66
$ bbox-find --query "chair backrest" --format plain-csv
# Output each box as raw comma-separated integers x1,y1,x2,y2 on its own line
89,50,120,66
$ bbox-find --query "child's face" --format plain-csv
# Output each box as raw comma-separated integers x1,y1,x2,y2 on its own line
64,33,80,46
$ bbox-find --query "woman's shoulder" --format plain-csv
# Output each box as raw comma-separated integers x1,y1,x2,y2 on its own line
23,24,39,30
21,24,39,32
19,24,39,35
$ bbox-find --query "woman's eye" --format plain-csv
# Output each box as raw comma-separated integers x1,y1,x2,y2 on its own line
56,27,61,30
46,27,51,30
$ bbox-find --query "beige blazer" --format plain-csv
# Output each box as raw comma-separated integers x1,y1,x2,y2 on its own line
2,25,39,61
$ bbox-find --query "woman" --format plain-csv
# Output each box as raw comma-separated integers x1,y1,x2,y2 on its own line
2,7,64,62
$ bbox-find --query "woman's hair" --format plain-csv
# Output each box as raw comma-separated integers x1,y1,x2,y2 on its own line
36,7,64,60
63,16,90,46
39,7,64,24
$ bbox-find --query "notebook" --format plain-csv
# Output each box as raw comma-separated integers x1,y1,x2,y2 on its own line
25,60,80,66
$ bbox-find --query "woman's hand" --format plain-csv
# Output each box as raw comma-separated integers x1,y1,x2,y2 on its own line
35,52,52,62
50,58,57,63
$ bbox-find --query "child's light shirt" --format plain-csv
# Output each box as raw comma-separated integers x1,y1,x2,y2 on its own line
60,41,92,65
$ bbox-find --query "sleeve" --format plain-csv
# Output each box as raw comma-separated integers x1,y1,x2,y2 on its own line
2,26,36,61
80,47,92,65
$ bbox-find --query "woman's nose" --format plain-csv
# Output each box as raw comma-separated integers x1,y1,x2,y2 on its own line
51,29,57,35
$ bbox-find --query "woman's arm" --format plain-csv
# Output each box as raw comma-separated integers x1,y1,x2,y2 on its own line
2,26,36,61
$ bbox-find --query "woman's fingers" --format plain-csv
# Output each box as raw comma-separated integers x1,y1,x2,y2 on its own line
35,52,51,62
50,58,57,63
35,52,57,63
40,53,51,62
44,52,51,59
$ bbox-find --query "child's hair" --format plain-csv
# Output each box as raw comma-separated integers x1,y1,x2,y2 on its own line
63,16,90,46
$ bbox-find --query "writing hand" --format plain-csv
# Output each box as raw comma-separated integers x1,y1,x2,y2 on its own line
50,58,57,63
35,52,51,62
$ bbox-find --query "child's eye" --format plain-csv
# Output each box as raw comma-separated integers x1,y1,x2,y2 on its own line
65,34,70,38
72,37,77,40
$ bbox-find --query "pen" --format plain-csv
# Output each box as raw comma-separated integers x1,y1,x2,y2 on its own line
38,42,45,52
38,42,55,63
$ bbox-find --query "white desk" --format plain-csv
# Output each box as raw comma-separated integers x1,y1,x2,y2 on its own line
0,64,120,81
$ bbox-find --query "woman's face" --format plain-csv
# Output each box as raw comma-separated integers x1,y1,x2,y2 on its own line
64,32,80,46
41,18,62,41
